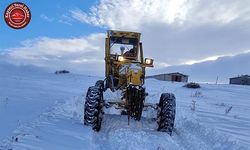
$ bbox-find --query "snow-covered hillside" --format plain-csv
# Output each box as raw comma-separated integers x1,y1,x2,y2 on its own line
0,62,250,150
149,52,250,83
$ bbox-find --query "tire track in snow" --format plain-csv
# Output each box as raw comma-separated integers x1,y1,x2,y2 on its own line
1,93,248,150
172,117,247,150
92,114,181,150
91,113,247,150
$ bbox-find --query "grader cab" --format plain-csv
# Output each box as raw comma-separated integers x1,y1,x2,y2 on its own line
84,30,176,135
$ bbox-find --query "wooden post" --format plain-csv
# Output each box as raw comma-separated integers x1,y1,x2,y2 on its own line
216,76,218,84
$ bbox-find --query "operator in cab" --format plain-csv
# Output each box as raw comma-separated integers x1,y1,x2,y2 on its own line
120,46,136,58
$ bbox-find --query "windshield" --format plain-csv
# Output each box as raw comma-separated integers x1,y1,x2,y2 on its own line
109,37,138,55
110,44,134,55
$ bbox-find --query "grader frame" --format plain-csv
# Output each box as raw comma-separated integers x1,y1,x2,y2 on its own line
83,30,176,135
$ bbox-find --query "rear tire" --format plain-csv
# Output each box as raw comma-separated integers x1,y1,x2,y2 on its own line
157,93,176,135
95,80,104,91
84,86,104,131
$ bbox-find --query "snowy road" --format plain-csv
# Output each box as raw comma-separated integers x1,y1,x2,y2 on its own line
1,97,247,150
1,63,250,149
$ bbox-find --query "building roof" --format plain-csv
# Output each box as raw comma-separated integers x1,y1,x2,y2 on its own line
148,72,188,77
230,75,250,80
165,72,189,77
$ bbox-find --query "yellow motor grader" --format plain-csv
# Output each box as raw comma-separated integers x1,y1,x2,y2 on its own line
84,30,176,135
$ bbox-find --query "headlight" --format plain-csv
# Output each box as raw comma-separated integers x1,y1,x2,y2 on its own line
118,56,125,61
145,58,153,65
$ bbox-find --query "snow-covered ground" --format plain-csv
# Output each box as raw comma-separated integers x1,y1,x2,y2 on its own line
0,63,250,150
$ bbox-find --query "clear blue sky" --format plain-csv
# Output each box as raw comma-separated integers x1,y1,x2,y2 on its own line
0,0,104,49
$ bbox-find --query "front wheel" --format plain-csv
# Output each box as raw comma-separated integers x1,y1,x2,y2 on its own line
157,93,176,135
84,86,104,131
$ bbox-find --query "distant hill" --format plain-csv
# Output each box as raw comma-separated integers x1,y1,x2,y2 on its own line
0,61,49,76
149,52,250,83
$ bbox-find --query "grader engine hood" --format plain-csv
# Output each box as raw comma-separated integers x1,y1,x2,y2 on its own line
119,63,143,86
